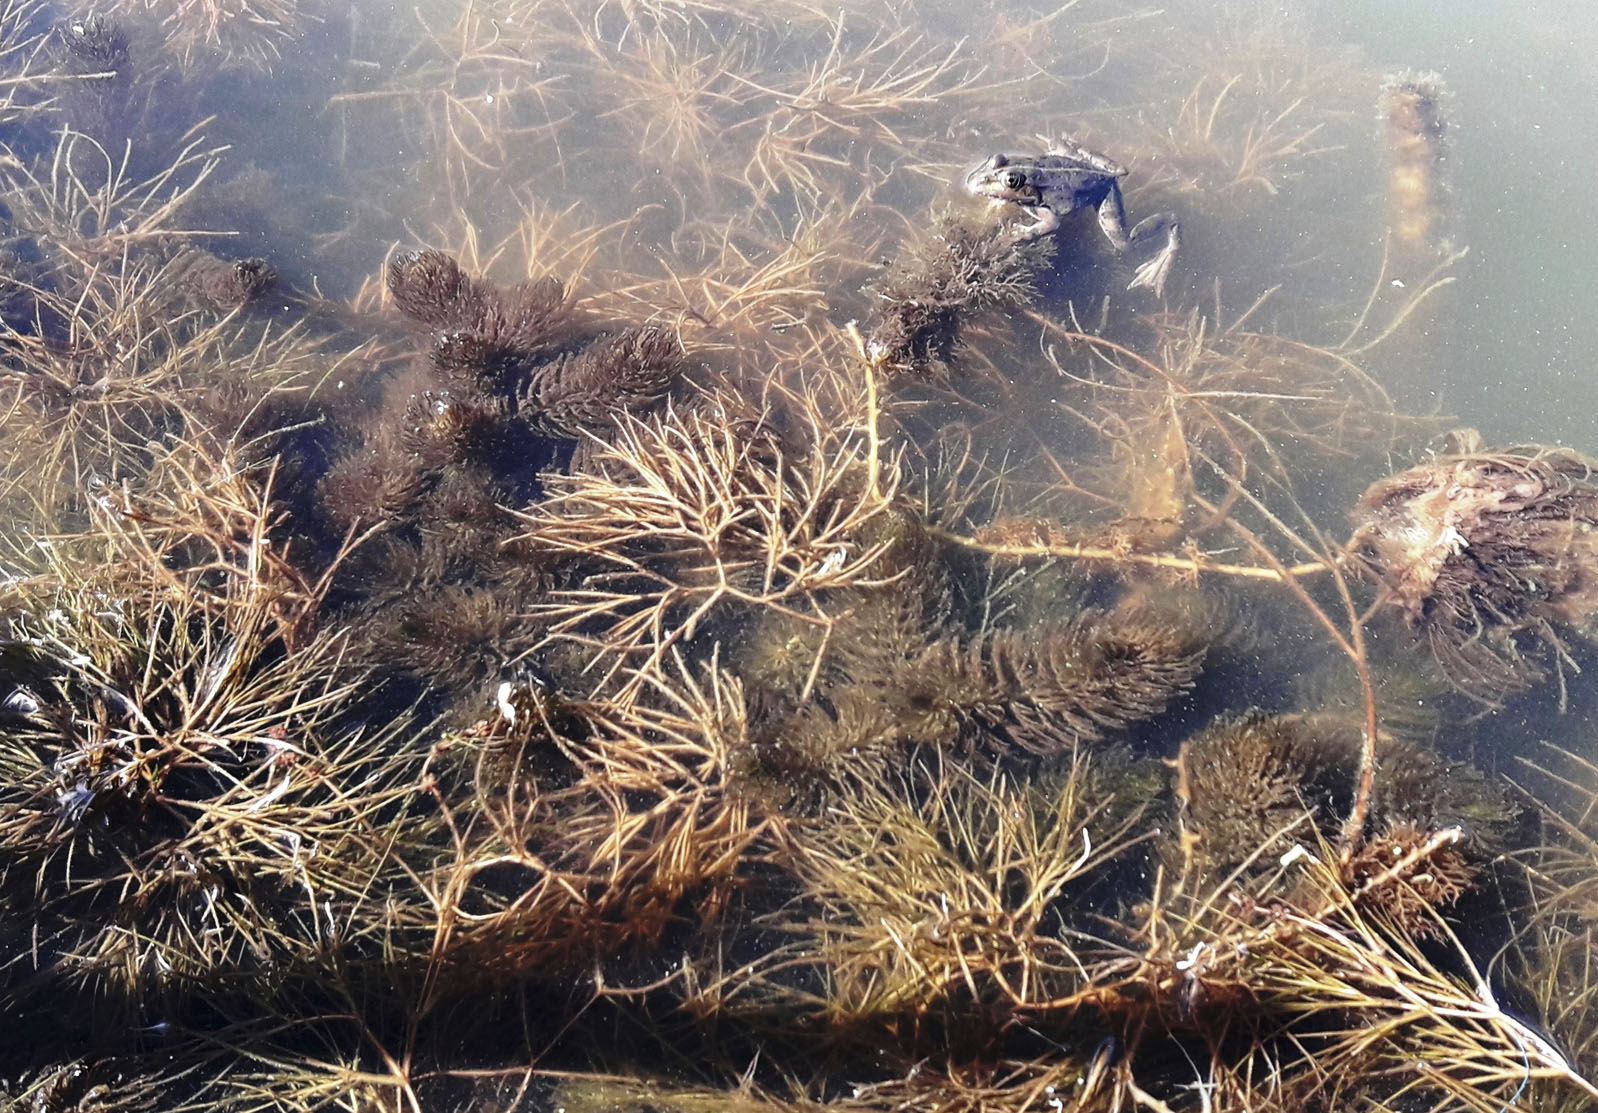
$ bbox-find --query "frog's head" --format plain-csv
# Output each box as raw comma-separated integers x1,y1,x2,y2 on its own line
963,153,1041,206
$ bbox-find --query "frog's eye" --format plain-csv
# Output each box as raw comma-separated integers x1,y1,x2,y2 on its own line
1000,168,1026,191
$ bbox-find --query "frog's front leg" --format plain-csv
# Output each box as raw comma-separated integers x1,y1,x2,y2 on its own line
1095,181,1181,296
1013,203,1061,243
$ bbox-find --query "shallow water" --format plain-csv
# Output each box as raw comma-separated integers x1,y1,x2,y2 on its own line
2,1,1598,1110
1314,0,1598,445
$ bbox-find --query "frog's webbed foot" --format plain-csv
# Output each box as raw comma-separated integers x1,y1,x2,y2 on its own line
1125,213,1181,296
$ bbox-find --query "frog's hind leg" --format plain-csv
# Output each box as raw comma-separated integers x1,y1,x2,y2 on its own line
1096,181,1180,296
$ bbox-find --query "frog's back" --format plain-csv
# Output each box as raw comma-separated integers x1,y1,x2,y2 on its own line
1033,153,1121,210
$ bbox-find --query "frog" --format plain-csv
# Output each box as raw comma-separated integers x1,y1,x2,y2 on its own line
964,135,1181,296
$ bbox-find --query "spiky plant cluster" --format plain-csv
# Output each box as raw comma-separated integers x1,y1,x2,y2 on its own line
1173,712,1511,870
861,216,1047,378
166,248,277,311
378,248,685,473
760,611,1205,782
910,614,1204,755
52,14,132,146
1382,72,1453,254
310,249,690,699
387,248,576,385
523,326,687,437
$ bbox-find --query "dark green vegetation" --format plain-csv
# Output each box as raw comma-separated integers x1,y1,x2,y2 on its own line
0,1,1595,1112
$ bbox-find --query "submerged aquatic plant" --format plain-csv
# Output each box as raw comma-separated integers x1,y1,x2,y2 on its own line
102,0,319,72
860,215,1047,378
0,436,414,1003
523,325,684,436
389,656,768,1000
904,612,1204,756
0,3,1588,1111
53,14,132,146
750,745,1144,1045
387,247,575,384
514,378,898,695
1381,71,1453,254
1171,711,1511,897
166,248,278,311
1351,437,1598,702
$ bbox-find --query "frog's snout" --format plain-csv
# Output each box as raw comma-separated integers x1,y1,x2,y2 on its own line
960,154,999,193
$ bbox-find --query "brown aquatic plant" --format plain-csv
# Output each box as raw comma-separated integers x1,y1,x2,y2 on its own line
1143,69,1344,198
513,377,900,697
1171,712,1327,874
904,612,1204,757
593,204,838,360
0,436,413,1001
0,5,1574,1106
315,433,433,530
102,0,316,72
992,822,1597,1112
1040,301,1416,518
2,1059,169,1113
3,128,224,260
0,253,340,521
1497,917,1598,1113
327,0,571,207
386,247,573,390
166,248,277,311
732,744,1144,1044
393,656,768,999
1381,71,1452,253
861,215,1046,378
1350,438,1598,702
358,581,536,694
1169,711,1509,943
730,16,989,203
1502,744,1598,1110
523,325,685,436
581,16,752,198
52,13,131,144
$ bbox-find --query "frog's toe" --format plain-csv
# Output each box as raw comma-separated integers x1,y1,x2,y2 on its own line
1126,225,1180,295
1127,243,1176,296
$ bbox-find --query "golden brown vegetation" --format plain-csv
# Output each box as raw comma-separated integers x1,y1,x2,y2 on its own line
513,377,900,696
103,0,317,73
1,3,1594,1113
0,437,408,1000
